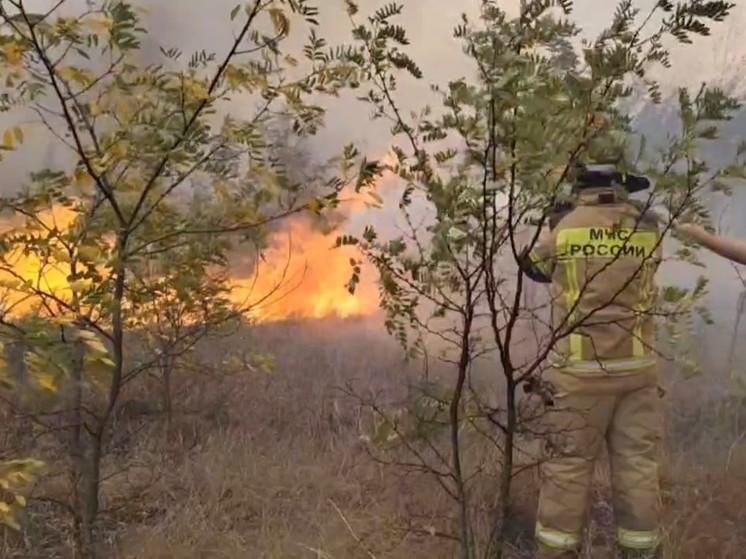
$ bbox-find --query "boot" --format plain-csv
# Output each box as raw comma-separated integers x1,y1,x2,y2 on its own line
536,551,579,559
536,543,581,559
618,546,661,559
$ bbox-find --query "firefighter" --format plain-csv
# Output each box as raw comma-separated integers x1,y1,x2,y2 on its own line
519,164,663,559
649,205,746,265
674,222,746,265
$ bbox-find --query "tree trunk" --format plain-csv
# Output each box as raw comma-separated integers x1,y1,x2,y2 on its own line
493,378,516,559
73,436,101,559
69,331,102,559
452,312,474,559
160,352,173,435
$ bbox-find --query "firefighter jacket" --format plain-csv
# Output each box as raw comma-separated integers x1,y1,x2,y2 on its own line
520,187,662,373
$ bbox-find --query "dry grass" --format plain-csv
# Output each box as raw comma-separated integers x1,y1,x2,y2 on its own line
111,317,462,559
5,315,746,558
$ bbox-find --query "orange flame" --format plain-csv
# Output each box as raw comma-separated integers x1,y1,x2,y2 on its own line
0,206,82,317
232,153,396,321
231,218,379,321
0,181,388,322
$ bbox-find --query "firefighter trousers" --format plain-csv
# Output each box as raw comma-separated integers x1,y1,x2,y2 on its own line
535,367,662,557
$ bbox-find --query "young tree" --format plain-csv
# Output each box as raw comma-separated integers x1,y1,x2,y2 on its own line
124,226,241,435
341,1,742,557
0,1,374,556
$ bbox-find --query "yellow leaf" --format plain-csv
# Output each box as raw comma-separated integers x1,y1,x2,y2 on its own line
115,99,134,120
7,472,30,484
250,354,275,374
222,354,243,370
74,168,94,188
268,7,290,36
56,66,92,86
213,180,231,202
114,142,129,158
3,517,20,531
56,67,76,82
12,127,22,144
2,44,23,67
78,331,108,355
2,130,13,149
0,373,13,391
307,199,322,213
85,14,113,33
69,279,89,293
78,245,100,262
36,374,56,392
50,248,69,263
224,64,243,89
83,338,108,355
184,77,209,100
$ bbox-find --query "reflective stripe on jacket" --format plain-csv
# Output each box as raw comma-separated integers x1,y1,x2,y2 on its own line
524,188,662,371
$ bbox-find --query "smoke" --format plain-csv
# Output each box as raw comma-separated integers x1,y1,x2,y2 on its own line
2,0,741,176
0,1,737,192
1,0,745,326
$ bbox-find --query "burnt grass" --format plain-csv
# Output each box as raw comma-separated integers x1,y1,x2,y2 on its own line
3,315,746,558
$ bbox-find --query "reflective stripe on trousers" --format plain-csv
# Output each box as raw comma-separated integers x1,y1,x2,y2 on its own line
535,522,580,550
618,527,660,550
551,356,657,373
536,525,659,553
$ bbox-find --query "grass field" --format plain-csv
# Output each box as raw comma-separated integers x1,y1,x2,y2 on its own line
4,315,746,559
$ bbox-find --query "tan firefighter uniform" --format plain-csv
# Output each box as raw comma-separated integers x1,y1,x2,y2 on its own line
521,185,663,558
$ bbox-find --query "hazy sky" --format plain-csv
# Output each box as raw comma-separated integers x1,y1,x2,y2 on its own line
172,0,741,154
7,0,742,163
